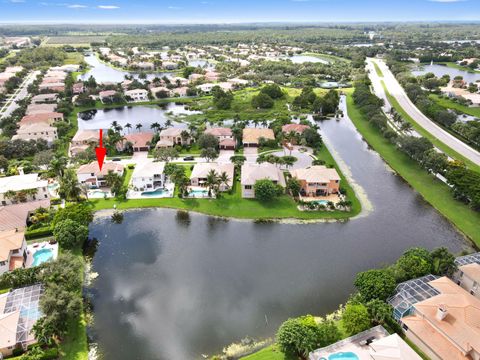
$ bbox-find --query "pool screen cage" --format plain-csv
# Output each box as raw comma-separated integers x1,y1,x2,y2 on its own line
3,284,44,348
455,252,480,267
387,274,440,320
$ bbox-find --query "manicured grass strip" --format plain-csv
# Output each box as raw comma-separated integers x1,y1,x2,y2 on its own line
381,81,480,173
346,94,480,247
241,344,287,360
373,62,384,77
429,93,480,118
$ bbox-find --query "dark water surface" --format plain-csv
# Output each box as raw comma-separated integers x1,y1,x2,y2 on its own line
88,105,469,359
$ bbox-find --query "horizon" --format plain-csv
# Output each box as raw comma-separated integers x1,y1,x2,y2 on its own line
1,0,479,24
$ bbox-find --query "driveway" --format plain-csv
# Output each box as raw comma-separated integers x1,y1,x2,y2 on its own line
272,146,314,170
217,150,234,163
367,57,480,167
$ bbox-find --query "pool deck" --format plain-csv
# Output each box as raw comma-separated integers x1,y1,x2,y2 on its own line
299,194,341,204
25,241,59,268
309,325,389,360
127,183,175,199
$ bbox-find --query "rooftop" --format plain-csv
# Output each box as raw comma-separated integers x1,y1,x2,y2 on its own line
241,163,285,186
132,161,166,179
77,162,124,177
242,128,275,143
0,174,47,194
0,228,25,262
291,165,340,183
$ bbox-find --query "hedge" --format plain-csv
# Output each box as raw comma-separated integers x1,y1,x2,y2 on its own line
25,226,53,240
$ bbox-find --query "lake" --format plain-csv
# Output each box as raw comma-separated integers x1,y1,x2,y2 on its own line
412,64,480,83
78,103,201,131
87,100,470,359
79,54,174,84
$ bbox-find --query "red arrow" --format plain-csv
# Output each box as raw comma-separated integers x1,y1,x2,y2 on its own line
95,129,107,171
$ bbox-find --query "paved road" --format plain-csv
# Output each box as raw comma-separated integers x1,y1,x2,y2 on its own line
367,58,480,167
0,71,40,119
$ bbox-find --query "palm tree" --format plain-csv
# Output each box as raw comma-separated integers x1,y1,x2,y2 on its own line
136,123,143,132
218,171,230,192
111,121,119,130
58,169,81,201
80,183,90,200
180,130,190,145
125,123,132,133
165,119,172,128
151,122,161,133
49,156,67,178
205,169,220,197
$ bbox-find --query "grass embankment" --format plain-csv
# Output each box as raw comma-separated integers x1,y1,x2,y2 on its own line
373,62,384,77
64,52,84,65
89,147,360,220
429,93,480,118
346,94,480,247
381,81,480,173
241,344,286,360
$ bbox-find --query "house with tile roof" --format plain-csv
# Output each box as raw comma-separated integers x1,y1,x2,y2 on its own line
290,166,341,197
242,128,275,147
76,162,124,188
0,229,27,275
240,163,285,198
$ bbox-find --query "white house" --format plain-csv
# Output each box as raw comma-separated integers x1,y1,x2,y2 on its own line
240,163,286,198
125,89,149,102
131,161,167,192
0,229,27,275
0,173,49,206
77,162,124,188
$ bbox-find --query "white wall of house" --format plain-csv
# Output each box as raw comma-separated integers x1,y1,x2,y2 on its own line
242,184,255,198
0,186,50,206
132,173,166,191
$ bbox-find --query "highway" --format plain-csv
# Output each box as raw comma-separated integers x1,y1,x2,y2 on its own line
367,57,480,168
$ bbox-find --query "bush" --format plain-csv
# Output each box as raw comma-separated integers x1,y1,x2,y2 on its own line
394,247,432,282
25,226,53,240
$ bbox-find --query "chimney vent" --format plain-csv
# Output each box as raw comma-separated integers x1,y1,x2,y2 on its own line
436,305,448,321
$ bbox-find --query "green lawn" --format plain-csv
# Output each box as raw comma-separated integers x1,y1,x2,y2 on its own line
241,345,287,360
381,81,480,173
346,94,480,246
90,145,360,220
64,52,84,65
373,62,384,77
429,93,480,118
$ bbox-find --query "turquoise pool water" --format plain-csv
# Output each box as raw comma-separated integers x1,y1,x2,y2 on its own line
32,248,54,266
141,188,168,197
313,200,329,205
189,189,209,197
328,352,360,360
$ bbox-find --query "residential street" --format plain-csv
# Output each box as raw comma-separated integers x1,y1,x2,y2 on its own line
367,58,480,167
0,70,40,119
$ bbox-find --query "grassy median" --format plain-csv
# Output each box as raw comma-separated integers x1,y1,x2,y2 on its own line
346,94,480,247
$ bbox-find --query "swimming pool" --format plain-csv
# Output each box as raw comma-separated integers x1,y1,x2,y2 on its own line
328,352,360,360
188,189,209,198
141,188,169,197
32,248,54,266
89,190,110,198
313,200,329,205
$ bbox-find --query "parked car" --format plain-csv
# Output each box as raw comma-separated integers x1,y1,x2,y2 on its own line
183,156,194,161
112,157,122,161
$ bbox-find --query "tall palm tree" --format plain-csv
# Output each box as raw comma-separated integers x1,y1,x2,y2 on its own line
218,171,230,192
125,123,132,133
151,122,161,133
165,119,172,128
136,123,143,132
205,169,220,198
111,121,119,130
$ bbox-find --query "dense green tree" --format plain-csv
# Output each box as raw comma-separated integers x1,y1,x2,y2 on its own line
276,315,323,360
201,147,219,162
395,247,433,282
354,269,396,301
342,303,371,336
153,147,179,162
431,247,457,277
251,92,274,109
366,299,394,327
53,219,88,249
58,169,81,201
254,179,283,201
287,177,301,196
198,133,219,150
53,203,93,227
260,84,284,99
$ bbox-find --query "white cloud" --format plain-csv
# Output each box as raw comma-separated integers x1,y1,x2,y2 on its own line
168,6,182,9
98,4,119,9
68,3,86,8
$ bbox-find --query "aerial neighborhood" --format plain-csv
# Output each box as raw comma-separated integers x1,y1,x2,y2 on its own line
0,17,480,360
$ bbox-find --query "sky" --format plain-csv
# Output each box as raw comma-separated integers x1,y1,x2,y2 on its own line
0,0,479,24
